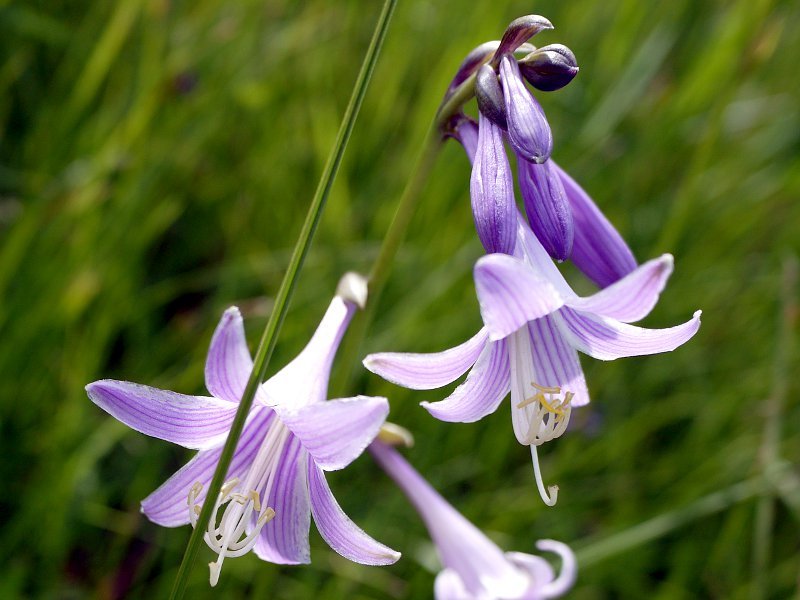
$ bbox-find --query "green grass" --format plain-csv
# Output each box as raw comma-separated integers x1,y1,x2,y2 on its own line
1,0,799,597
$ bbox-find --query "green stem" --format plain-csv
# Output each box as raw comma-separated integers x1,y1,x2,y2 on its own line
168,1,397,596
332,123,442,396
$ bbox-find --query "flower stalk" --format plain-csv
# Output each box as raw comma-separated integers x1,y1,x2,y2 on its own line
169,1,397,596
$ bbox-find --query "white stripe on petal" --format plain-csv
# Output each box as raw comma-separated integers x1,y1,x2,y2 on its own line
528,317,590,407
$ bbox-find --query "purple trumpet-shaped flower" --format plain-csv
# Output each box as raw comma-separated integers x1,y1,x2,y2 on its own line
86,273,399,586
370,440,576,599
471,110,516,255
500,55,552,163
364,216,701,505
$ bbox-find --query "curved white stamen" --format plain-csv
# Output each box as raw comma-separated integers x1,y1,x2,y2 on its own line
535,539,577,597
188,477,276,586
530,445,558,506
186,418,290,587
520,385,572,446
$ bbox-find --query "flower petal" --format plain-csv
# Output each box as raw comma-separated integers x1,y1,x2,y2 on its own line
567,254,674,323
471,112,516,255
434,569,472,600
86,380,237,450
274,396,389,471
528,316,590,407
141,407,274,526
261,296,356,408
370,442,528,596
534,539,578,598
421,339,510,422
451,116,479,164
500,56,552,163
518,157,574,262
513,210,575,299
205,307,252,403
505,551,555,594
254,436,312,565
475,253,565,341
308,462,400,565
554,162,637,287
363,328,489,390
556,307,702,361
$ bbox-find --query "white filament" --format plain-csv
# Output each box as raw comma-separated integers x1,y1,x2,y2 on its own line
187,416,290,586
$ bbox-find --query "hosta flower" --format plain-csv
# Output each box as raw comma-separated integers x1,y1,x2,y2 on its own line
86,274,399,585
365,216,701,505
370,440,576,599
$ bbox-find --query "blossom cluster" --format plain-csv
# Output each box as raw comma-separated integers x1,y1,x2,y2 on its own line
85,14,700,598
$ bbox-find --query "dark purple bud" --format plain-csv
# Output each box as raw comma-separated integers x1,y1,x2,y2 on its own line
492,15,554,63
519,44,579,92
444,41,500,101
475,65,507,129
470,112,516,255
518,157,573,261
552,161,637,286
499,56,553,163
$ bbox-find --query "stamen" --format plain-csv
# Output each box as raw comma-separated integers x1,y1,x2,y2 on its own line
531,445,558,506
187,478,276,587
521,382,573,446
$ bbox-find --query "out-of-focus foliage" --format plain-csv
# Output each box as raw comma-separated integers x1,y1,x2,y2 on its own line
1,0,798,597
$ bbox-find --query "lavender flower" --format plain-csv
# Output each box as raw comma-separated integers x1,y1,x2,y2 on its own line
86,273,399,585
370,440,576,599
364,216,701,505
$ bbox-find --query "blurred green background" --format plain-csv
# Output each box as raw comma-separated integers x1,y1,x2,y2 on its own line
2,0,799,597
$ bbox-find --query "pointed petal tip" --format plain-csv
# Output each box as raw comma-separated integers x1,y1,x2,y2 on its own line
336,272,368,309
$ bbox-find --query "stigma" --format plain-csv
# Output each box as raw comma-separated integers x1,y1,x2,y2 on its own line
188,478,276,586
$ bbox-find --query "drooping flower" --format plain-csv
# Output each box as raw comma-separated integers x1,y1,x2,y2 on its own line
370,440,576,599
86,273,399,585
364,215,701,505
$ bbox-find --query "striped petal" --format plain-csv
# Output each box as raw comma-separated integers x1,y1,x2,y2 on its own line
205,307,252,403
568,254,674,323
557,307,702,361
364,328,489,390
275,396,389,471
500,56,552,163
422,339,510,422
528,316,590,407
254,436,312,565
518,157,574,262
308,463,400,565
554,162,637,287
141,408,273,526
471,112,517,255
86,380,237,450
475,253,565,341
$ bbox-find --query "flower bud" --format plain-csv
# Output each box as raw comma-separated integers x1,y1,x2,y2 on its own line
470,112,516,255
493,15,554,62
519,44,579,92
518,157,574,261
475,65,507,129
499,56,553,163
